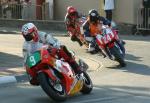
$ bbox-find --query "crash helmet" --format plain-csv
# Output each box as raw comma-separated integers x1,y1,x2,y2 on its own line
67,6,78,19
88,9,100,24
21,23,38,42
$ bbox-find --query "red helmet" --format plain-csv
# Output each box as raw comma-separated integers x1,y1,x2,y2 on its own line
21,23,38,42
67,6,77,14
67,6,78,19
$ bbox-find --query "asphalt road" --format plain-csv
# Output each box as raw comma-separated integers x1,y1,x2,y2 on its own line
0,32,150,103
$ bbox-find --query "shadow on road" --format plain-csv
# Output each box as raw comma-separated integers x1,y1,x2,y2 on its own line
122,61,150,75
120,35,150,42
125,53,143,62
14,84,150,103
0,52,24,76
106,51,150,76
94,85,150,98
106,61,150,76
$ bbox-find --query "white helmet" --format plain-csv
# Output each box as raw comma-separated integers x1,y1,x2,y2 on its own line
21,23,38,42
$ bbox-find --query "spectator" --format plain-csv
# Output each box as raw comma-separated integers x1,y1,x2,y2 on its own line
21,0,31,20
104,0,114,22
0,1,2,18
9,0,18,19
1,0,10,18
142,0,150,28
15,0,22,19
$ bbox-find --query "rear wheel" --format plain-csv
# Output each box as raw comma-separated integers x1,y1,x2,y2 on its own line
38,72,67,102
80,72,93,94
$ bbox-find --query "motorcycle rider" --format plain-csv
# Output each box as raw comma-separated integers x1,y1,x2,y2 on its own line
22,23,82,84
64,6,83,46
83,9,125,59
83,9,111,56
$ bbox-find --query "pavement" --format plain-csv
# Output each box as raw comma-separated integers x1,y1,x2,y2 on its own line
0,27,101,85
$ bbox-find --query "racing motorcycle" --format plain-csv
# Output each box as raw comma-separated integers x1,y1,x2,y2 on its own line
95,27,126,67
25,46,93,102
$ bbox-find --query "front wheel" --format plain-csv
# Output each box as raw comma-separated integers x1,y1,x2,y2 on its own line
110,45,126,67
80,72,93,94
38,72,67,102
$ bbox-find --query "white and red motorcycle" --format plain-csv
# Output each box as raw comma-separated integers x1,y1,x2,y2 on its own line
95,26,126,67
25,46,93,102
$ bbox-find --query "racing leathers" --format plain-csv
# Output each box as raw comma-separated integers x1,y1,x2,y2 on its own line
64,13,83,46
82,16,111,56
83,16,111,37
22,31,81,74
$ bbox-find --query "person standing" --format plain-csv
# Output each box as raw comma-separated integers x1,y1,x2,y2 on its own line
104,0,115,22
1,0,10,18
21,0,31,20
0,1,2,18
9,0,18,19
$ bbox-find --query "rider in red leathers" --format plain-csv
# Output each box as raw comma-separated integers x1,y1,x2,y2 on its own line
64,6,83,46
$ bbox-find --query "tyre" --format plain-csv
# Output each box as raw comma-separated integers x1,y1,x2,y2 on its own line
117,41,126,58
80,72,93,94
110,45,126,67
38,72,67,102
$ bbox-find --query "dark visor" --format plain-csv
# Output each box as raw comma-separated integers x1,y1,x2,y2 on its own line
23,32,33,41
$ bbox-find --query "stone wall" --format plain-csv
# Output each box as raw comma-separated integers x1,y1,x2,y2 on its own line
0,19,135,34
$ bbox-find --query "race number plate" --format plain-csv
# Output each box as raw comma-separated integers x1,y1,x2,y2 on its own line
26,51,41,68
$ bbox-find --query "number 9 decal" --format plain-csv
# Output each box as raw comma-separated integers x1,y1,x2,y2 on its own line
29,56,36,66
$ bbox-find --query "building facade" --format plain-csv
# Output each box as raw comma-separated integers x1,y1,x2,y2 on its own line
0,0,143,25
53,0,142,24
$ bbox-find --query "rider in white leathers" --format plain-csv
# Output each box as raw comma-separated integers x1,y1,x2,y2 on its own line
22,29,60,62
22,23,82,81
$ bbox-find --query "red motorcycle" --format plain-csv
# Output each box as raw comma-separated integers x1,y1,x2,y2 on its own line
96,27,126,67
25,46,93,101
